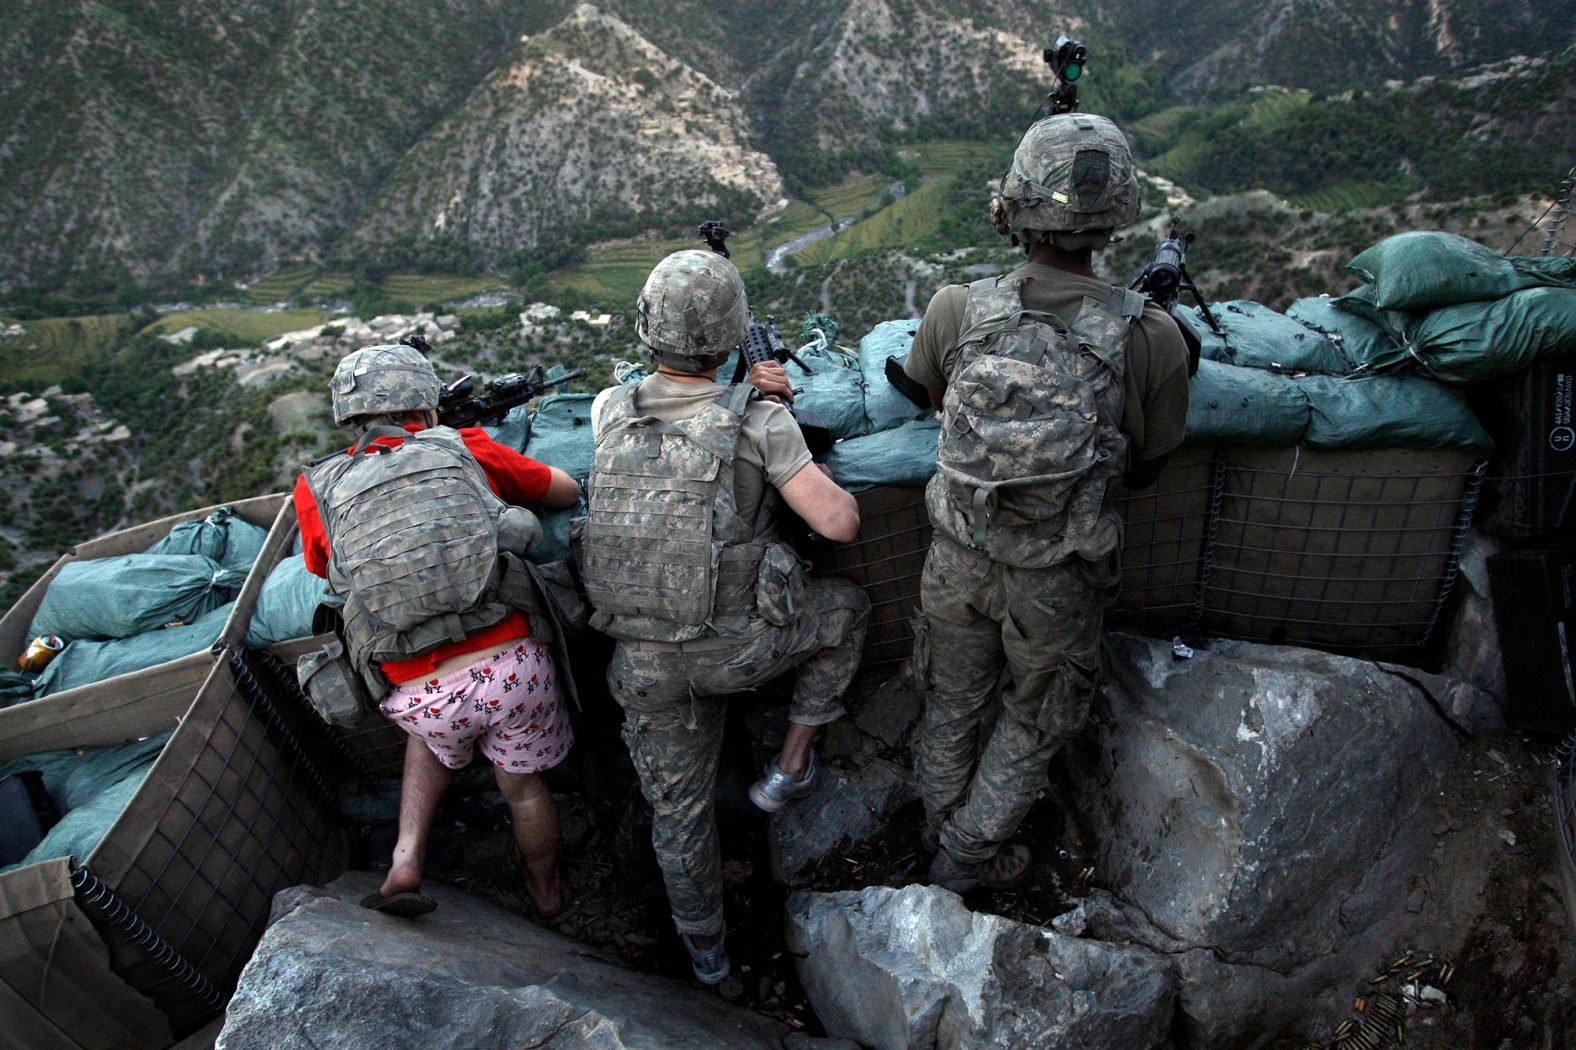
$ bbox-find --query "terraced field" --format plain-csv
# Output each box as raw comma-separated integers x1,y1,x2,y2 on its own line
240,265,320,305
297,271,356,302
900,140,1003,177
147,307,328,343
795,179,953,266
379,273,512,305
0,314,137,385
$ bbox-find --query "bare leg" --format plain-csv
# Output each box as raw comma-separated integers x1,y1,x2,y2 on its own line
380,735,454,899
494,767,564,918
774,721,819,777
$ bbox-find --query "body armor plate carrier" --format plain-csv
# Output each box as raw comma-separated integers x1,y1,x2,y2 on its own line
582,383,787,643
927,277,1144,569
303,426,524,696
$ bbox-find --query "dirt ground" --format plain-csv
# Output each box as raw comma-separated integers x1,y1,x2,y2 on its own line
351,714,1576,1049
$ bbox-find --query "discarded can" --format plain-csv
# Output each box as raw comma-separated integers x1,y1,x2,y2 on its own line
18,635,64,673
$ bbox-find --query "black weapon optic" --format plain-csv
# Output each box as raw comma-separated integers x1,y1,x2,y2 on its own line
1131,227,1223,376
696,219,833,455
1042,35,1087,117
698,221,731,258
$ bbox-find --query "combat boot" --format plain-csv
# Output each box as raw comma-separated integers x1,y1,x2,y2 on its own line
928,844,1032,893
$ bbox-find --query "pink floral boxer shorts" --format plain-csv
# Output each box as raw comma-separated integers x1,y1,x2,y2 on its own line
380,639,572,773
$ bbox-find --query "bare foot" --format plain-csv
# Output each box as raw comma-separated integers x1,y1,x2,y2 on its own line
527,865,565,919
379,858,423,901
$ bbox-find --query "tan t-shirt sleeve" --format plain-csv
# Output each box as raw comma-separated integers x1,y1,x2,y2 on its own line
742,401,814,488
905,285,969,391
1124,307,1191,462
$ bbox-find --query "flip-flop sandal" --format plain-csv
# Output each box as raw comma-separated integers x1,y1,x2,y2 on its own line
359,891,438,918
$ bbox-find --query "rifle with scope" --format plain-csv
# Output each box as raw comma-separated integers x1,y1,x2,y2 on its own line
399,334,585,429
697,222,834,455
1130,228,1221,377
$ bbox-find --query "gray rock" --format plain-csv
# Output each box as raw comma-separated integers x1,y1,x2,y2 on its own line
1067,634,1463,1047
1440,529,1507,714
217,874,799,1050
1375,662,1505,735
851,674,925,749
770,757,916,883
786,884,1175,1050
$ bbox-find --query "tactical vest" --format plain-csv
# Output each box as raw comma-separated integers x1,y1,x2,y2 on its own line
303,425,526,695
926,276,1143,569
581,382,784,643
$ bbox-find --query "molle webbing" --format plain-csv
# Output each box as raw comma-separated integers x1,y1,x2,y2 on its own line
583,383,767,641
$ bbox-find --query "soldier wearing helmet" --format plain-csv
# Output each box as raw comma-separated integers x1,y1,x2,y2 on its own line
903,114,1190,892
583,250,870,988
294,343,581,919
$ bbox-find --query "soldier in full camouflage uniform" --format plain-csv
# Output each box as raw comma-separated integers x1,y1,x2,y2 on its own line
903,114,1191,892
583,250,869,986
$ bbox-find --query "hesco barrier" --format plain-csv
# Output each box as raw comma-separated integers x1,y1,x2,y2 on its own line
1114,446,1485,656
809,446,1483,671
811,487,933,675
0,495,287,708
237,501,407,778
0,643,344,1050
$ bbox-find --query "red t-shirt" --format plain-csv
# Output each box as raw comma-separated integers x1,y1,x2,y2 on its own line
293,425,554,685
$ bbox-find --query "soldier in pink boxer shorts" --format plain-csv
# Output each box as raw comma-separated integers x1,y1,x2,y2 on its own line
295,344,581,919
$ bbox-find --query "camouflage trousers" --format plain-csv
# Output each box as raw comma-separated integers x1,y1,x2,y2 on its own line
608,577,869,935
913,534,1118,865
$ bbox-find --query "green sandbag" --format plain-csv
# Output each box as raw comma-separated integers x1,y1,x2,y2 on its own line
1181,301,1351,374
482,404,532,453
34,603,234,698
1345,231,1576,311
858,320,932,434
244,555,328,648
145,505,269,572
1285,296,1399,374
785,357,868,442
3,766,155,873
1185,359,1310,446
0,670,36,708
525,392,598,483
30,554,248,642
824,419,940,492
1297,374,1492,452
0,731,171,813
1407,286,1576,385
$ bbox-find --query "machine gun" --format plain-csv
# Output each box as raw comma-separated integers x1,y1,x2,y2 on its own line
399,334,585,429
696,223,834,455
1040,34,1087,118
1130,228,1222,376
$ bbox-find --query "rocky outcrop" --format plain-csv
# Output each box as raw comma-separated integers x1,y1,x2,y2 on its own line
770,756,915,883
786,884,1176,1050
344,4,783,269
217,872,826,1050
1066,633,1465,1047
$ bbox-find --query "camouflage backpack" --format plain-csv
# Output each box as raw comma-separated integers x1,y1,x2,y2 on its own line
582,382,789,643
926,276,1143,568
303,426,526,693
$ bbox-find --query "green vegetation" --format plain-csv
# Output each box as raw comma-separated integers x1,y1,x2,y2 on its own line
241,266,321,304
147,307,328,343
378,273,513,305
797,180,953,265
0,314,138,385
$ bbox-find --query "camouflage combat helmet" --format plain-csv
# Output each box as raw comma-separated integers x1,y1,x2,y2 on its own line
330,343,442,426
992,113,1140,242
635,250,749,371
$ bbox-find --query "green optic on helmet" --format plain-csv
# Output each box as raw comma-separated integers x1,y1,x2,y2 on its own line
330,343,442,426
635,249,749,372
993,112,1140,241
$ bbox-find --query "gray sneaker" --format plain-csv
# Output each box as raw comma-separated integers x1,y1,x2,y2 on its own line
748,751,817,813
680,930,731,986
